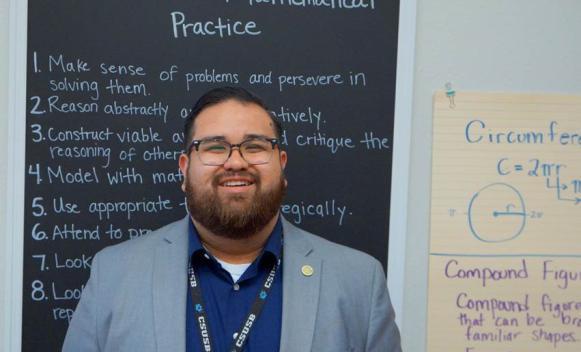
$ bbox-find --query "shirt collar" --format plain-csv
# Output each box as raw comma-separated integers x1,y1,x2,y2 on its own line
188,216,283,262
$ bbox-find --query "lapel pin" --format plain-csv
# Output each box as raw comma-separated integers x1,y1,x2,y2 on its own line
301,265,314,277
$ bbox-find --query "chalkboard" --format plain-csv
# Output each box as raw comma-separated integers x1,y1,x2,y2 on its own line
23,1,399,350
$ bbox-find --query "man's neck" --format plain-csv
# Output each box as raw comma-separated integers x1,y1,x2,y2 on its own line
192,214,279,264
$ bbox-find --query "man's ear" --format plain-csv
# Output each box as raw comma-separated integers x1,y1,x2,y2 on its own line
178,153,189,192
279,150,287,170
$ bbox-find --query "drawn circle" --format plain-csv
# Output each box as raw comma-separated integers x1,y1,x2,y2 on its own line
467,183,526,243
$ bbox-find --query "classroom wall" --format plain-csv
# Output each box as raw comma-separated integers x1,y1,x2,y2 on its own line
3,1,581,351
402,1,581,351
1,0,11,350
1,0,27,350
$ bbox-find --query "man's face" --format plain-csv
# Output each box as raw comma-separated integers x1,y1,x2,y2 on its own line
178,99,288,239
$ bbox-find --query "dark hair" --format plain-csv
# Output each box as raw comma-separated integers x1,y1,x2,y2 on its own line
183,86,283,150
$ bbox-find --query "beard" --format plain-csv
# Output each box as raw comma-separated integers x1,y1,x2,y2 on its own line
185,171,286,239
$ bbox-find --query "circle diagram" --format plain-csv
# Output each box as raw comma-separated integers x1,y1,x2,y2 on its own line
467,183,526,243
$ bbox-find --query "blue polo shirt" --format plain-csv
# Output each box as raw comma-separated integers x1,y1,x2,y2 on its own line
186,218,283,352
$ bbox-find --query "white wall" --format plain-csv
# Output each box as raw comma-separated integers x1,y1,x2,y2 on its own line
1,0,26,350
401,1,581,351
1,0,11,350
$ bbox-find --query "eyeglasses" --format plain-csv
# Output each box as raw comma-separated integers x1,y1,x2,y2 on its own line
187,137,279,166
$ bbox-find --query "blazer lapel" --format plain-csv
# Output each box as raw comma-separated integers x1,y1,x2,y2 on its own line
152,217,189,352
280,219,321,352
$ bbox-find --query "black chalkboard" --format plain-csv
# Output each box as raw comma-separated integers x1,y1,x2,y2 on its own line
23,1,399,350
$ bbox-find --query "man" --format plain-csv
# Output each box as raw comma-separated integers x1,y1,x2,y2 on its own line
63,86,401,352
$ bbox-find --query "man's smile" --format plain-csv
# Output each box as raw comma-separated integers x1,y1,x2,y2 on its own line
216,175,257,194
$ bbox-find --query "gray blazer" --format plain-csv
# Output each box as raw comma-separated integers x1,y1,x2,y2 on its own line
63,216,401,352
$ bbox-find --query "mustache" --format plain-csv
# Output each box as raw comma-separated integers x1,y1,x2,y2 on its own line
211,171,259,187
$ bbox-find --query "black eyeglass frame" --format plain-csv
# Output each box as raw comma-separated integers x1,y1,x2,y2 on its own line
186,137,280,166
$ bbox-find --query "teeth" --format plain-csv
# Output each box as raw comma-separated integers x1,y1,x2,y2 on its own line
223,181,250,187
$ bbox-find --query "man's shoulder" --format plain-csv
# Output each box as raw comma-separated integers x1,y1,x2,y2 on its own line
281,217,382,270
95,216,188,264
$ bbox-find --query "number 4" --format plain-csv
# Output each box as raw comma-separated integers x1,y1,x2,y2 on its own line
28,164,43,184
